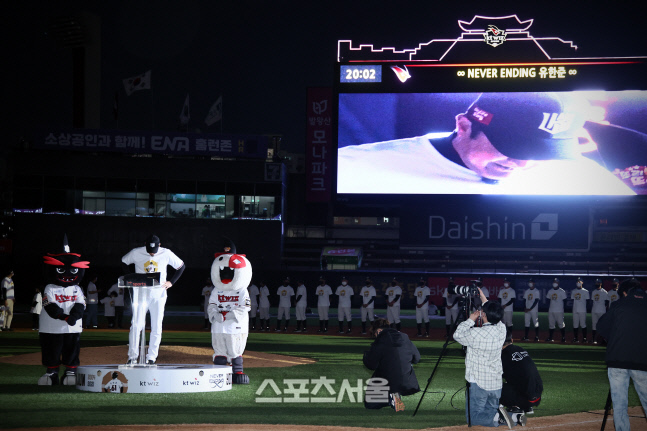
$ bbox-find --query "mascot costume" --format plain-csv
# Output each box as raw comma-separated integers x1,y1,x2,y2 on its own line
38,235,89,385
208,238,252,384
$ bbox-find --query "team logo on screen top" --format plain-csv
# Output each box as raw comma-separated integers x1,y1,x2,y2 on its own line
484,25,506,47
391,65,411,83
313,100,328,115
538,113,575,134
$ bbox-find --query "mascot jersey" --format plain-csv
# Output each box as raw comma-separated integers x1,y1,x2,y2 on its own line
209,288,251,334
40,285,85,333
121,246,184,298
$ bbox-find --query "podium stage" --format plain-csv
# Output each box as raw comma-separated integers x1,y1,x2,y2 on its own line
76,364,232,393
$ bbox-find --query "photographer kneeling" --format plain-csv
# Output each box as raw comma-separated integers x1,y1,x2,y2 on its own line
453,288,514,428
501,334,542,424
363,318,421,412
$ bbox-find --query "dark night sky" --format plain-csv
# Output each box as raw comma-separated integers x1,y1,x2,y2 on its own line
6,1,647,154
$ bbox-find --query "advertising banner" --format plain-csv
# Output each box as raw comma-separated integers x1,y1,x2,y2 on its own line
401,204,590,250
34,129,268,159
306,87,333,202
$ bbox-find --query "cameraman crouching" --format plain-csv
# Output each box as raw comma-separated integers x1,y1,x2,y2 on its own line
501,334,542,422
363,318,421,412
453,289,513,428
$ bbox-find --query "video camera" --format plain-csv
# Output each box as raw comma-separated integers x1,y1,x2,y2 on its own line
447,282,480,298
448,280,484,323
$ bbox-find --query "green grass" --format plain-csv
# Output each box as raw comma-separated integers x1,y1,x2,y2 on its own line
0,312,643,429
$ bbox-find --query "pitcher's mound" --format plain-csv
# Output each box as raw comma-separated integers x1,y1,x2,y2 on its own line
0,345,316,367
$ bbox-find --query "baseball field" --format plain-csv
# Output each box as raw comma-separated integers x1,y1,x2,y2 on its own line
0,309,645,430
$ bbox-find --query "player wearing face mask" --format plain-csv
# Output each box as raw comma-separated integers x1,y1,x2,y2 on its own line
590,279,609,344
386,278,403,331
275,277,294,332
570,277,590,343
498,278,517,338
335,277,354,334
522,279,540,342
316,277,333,333
545,278,567,343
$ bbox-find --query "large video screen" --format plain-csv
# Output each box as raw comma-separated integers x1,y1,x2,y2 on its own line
337,90,647,196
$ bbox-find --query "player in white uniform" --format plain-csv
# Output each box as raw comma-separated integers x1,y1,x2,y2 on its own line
295,280,308,332
479,282,490,302
386,278,402,330
30,287,42,330
608,278,621,307
316,277,333,332
570,277,590,343
122,235,185,364
414,278,431,337
100,293,116,328
590,279,609,345
545,278,567,343
2,270,15,331
84,276,99,329
247,281,259,330
335,276,354,334
521,278,540,342
359,277,376,335
258,281,271,331
275,277,294,332
106,282,125,329
498,280,517,337
443,279,460,338
201,279,214,330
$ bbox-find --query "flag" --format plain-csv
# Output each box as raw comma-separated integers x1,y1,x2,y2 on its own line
113,91,119,121
205,96,222,126
179,94,190,126
123,70,151,96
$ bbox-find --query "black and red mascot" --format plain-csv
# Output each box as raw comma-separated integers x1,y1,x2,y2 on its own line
38,235,89,385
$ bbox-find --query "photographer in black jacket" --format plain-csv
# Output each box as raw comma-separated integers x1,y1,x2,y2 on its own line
597,278,647,431
500,334,543,424
363,318,421,412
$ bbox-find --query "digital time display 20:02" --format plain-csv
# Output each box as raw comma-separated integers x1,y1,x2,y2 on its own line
340,65,382,83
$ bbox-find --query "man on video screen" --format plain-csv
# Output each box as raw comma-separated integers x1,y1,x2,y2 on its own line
338,92,636,195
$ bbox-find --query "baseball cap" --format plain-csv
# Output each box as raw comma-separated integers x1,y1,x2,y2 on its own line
464,92,586,160
145,235,160,254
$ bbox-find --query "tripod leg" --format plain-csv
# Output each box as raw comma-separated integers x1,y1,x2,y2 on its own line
413,314,462,417
600,389,612,431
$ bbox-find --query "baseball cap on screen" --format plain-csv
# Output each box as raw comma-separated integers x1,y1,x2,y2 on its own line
145,235,160,254
464,92,586,160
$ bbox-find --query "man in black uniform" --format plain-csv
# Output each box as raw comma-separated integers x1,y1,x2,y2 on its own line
501,335,543,425
596,278,647,431
363,318,421,412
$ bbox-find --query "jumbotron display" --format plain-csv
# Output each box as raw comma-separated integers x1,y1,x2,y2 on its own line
333,14,647,200
337,90,647,196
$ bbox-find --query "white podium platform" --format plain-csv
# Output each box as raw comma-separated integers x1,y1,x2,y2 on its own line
76,364,232,394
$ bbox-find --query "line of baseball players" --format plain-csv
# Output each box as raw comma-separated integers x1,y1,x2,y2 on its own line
203,276,437,336
442,277,621,344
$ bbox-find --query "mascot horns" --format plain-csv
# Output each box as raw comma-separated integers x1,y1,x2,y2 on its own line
222,236,236,254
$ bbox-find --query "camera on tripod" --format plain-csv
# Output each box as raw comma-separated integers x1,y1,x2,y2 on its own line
447,282,480,298
448,279,484,324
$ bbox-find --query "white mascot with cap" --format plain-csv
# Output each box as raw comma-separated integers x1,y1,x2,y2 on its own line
208,239,252,384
